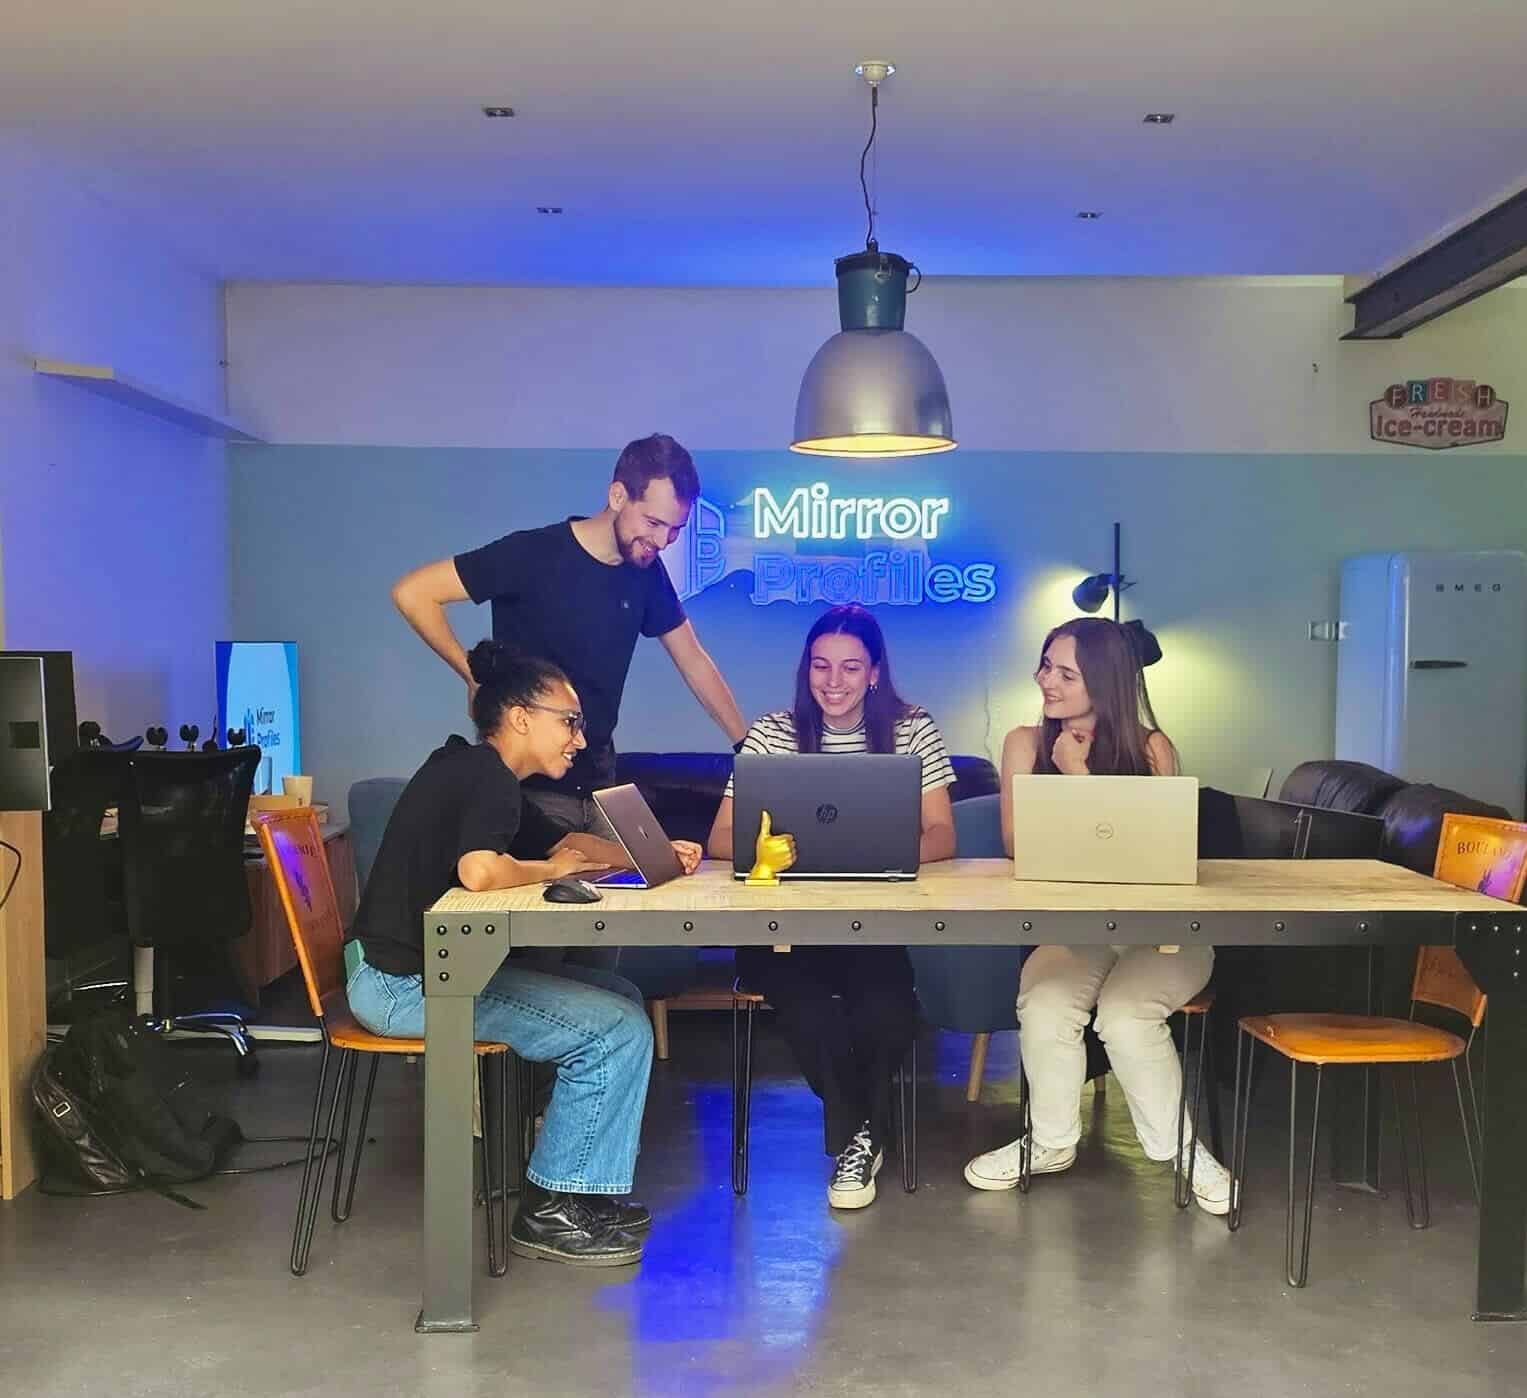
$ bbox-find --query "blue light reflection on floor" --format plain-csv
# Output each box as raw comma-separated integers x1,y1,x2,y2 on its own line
598,1072,843,1395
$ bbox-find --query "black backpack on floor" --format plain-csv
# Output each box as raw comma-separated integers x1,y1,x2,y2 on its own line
31,1013,243,1208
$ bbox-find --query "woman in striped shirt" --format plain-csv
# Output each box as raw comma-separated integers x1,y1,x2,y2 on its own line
708,604,956,1209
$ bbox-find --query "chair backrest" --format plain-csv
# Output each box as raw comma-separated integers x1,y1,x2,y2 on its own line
953,793,1004,858
347,777,408,893
1414,812,1527,1025
41,749,133,957
117,747,261,948
911,794,1027,1032
254,807,348,1018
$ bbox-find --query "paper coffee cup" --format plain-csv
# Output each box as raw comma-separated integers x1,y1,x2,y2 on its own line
283,774,314,806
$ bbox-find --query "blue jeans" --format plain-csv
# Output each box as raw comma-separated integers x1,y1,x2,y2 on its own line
347,957,653,1194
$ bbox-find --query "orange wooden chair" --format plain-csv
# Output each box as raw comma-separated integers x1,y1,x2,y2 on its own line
1227,813,1527,1287
253,808,516,1277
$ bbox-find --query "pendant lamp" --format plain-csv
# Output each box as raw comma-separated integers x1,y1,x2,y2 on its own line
791,62,955,459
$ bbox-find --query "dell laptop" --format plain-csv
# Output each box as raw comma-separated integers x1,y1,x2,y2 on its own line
731,753,922,881
1010,774,1199,885
584,782,685,889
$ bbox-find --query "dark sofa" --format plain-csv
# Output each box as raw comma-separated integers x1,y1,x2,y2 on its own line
1209,759,1513,1065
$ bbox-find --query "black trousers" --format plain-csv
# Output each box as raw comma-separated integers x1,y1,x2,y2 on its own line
735,944,917,1157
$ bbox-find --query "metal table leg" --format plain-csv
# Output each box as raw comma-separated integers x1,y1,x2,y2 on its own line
1457,910,1527,1321
417,913,514,1334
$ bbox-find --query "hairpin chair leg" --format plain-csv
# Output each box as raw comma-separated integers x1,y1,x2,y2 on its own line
514,1053,535,1193
292,1040,351,1276
1390,1065,1431,1231
481,1057,510,1277
1174,1010,1208,1209
333,1053,380,1222
898,1038,919,1193
1017,1069,1033,1194
1450,1059,1481,1203
1286,1063,1324,1288
732,996,755,1196
1205,1023,1225,1162
1227,1029,1255,1233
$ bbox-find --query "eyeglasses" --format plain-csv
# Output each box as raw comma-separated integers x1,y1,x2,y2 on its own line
527,704,586,736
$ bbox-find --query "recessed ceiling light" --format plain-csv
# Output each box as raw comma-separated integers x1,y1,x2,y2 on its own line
536,206,563,215
1076,210,1102,220
1142,112,1175,124
482,105,516,119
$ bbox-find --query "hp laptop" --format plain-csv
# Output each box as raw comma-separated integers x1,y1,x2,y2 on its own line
731,753,922,881
1010,774,1199,885
584,783,685,889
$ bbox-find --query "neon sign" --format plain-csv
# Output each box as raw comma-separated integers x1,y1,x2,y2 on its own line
670,483,998,607
754,484,952,542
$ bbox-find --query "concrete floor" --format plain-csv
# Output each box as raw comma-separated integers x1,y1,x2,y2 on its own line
3,1010,1525,1398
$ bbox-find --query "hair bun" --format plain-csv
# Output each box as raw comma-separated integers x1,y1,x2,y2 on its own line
467,638,519,685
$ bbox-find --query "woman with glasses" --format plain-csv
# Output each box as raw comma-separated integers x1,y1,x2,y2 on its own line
346,639,702,1266
707,605,956,1210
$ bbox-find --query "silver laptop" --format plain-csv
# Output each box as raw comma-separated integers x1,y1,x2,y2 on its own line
1010,774,1199,885
584,783,684,889
731,753,922,880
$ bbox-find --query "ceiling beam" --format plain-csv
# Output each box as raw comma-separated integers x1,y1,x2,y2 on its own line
1343,186,1527,339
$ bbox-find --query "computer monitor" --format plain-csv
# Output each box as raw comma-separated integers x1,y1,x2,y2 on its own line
1198,788,1383,860
2,651,77,764
216,642,301,794
0,655,51,811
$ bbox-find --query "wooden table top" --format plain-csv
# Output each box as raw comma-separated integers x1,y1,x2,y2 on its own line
430,858,1517,918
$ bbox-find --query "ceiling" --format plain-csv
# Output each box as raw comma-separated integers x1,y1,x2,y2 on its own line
8,0,1527,286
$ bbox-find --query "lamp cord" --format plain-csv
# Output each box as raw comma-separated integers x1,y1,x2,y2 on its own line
0,839,21,913
859,84,879,249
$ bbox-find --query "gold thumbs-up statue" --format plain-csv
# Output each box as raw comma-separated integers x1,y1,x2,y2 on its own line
744,809,797,886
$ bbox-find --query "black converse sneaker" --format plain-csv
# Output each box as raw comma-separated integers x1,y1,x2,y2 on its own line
827,1122,883,1210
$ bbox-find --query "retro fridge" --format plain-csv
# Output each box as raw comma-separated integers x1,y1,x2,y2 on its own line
1335,550,1527,819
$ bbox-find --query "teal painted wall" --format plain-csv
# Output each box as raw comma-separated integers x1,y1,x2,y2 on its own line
230,445,1527,810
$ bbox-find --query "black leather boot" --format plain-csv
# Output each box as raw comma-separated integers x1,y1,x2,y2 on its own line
509,1184,645,1266
582,1195,652,1234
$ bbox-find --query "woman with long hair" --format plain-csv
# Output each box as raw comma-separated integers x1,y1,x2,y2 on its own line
346,640,701,1265
708,604,956,1209
962,617,1231,1214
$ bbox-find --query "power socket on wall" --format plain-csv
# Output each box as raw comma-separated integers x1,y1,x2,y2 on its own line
1308,621,1348,642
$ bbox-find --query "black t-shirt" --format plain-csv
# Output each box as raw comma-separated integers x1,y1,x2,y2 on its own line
455,519,686,795
348,737,565,976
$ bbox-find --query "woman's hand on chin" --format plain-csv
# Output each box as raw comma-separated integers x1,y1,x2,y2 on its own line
1052,728,1093,774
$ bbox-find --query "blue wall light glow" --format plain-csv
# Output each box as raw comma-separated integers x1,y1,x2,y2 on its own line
670,482,998,608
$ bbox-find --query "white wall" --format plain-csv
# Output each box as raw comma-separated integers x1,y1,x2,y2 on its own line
0,136,230,737
225,277,1527,452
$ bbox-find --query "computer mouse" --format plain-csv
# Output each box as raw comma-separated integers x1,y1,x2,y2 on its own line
543,878,603,904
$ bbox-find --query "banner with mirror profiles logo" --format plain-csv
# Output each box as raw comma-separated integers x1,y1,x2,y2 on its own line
666,483,998,607
1370,377,1509,449
215,641,301,794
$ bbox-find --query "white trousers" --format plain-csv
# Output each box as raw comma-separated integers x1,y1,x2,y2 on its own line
1017,944,1214,1160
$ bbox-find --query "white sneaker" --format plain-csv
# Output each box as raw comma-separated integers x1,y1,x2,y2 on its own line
963,1136,1076,1191
1187,1146,1232,1216
828,1123,884,1209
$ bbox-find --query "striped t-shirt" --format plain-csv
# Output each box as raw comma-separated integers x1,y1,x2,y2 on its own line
723,708,957,799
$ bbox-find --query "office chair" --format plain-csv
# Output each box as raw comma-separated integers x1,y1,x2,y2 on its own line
119,747,263,1074
42,750,134,1016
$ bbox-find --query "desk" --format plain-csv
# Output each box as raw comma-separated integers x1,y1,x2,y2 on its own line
418,859,1526,1331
